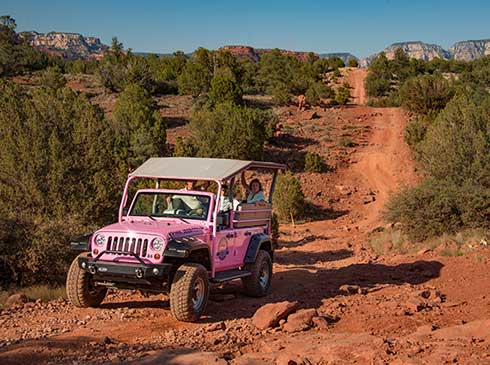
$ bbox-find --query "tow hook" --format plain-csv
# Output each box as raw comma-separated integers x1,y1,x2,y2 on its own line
135,268,144,278
88,265,97,274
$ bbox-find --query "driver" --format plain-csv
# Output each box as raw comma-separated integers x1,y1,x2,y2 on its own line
170,181,205,216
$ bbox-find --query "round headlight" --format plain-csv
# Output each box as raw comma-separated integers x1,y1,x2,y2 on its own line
95,234,106,247
151,237,164,251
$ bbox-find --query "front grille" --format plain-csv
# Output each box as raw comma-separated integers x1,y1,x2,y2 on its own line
106,236,149,258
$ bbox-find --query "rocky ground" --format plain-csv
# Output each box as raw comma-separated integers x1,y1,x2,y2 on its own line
1,69,489,364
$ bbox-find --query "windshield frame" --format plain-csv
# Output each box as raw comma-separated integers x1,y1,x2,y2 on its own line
127,189,214,222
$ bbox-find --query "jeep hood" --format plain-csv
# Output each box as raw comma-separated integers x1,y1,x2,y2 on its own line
97,219,208,238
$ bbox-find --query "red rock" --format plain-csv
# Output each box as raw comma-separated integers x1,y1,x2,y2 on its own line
252,301,299,330
417,247,431,255
405,297,426,314
5,293,28,308
282,308,317,333
312,316,329,330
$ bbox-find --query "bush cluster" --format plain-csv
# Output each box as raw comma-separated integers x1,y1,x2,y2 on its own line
272,172,305,222
387,91,490,240
304,152,324,172
0,77,166,286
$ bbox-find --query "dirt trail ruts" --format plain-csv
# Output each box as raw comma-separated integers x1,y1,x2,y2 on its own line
347,106,417,230
347,67,367,105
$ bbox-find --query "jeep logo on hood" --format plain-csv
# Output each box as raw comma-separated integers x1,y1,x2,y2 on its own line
169,227,204,240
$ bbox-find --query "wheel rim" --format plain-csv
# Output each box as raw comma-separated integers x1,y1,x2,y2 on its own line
192,277,205,310
259,262,270,289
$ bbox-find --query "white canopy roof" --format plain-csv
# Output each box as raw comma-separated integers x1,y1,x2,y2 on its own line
129,157,286,181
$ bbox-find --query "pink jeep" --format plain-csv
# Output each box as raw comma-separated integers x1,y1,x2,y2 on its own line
66,157,285,321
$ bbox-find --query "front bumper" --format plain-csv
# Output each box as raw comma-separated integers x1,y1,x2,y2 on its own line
78,255,172,282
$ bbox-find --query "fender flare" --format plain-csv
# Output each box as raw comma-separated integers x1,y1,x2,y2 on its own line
244,233,273,264
163,238,210,259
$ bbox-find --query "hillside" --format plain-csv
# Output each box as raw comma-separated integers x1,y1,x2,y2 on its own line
1,69,489,365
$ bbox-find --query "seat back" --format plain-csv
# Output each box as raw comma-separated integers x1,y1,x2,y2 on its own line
233,202,272,228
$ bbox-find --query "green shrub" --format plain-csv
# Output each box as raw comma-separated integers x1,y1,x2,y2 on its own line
404,116,428,152
419,92,490,186
272,172,305,222
38,66,66,89
96,38,128,92
304,152,324,172
335,84,351,105
271,83,292,106
305,82,332,106
208,73,243,105
384,178,463,241
189,101,275,160
113,83,167,170
348,58,359,68
173,136,195,157
177,47,213,97
399,74,454,117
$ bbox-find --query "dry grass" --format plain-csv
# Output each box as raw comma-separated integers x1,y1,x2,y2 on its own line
0,285,66,308
369,227,490,257
369,229,411,255
23,285,67,302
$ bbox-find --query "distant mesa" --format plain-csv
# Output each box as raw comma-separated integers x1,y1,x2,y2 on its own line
449,39,490,61
19,31,108,60
220,45,320,62
360,39,490,67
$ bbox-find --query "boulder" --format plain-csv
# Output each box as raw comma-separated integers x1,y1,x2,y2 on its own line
252,301,299,330
5,293,28,308
282,308,317,333
312,316,330,330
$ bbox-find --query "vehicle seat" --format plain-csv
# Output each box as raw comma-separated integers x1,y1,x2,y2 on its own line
233,202,272,228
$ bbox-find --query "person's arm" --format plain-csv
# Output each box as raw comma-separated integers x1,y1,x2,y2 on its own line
240,171,250,192
253,191,265,203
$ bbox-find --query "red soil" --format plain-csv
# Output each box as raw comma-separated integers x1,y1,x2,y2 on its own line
1,69,489,365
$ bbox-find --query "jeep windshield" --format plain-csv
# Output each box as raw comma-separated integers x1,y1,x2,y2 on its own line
129,192,211,221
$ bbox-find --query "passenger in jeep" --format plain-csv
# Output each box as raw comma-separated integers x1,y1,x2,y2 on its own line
168,181,207,216
241,171,265,203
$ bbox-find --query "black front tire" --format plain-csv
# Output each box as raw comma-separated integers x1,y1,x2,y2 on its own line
170,263,209,322
66,253,107,308
242,250,272,297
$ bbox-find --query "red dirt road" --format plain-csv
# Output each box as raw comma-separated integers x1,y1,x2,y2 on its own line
1,69,489,365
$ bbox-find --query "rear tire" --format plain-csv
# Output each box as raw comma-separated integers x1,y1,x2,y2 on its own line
170,263,209,322
66,253,107,308
242,250,272,297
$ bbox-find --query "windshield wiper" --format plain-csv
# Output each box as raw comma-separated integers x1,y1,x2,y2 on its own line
177,217,190,224
148,215,157,221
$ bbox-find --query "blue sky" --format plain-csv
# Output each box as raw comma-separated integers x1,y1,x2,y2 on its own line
2,0,490,57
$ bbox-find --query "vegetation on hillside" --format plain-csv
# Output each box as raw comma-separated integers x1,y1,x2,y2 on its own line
368,47,490,240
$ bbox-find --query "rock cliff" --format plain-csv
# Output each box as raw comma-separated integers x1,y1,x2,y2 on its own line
360,39,490,67
449,39,490,61
19,31,108,60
